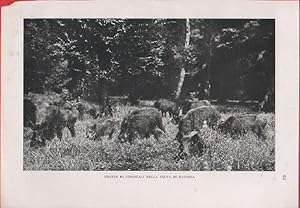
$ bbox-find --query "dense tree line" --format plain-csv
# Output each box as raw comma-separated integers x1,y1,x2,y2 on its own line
24,18,274,104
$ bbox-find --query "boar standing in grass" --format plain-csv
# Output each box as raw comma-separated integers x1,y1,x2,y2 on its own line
86,118,121,141
218,114,267,139
118,108,165,143
30,104,79,148
154,98,180,118
175,106,221,157
24,98,37,128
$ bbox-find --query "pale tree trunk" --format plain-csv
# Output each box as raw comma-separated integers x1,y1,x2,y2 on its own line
174,19,190,99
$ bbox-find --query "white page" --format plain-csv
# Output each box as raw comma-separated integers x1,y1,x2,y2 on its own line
1,0,298,207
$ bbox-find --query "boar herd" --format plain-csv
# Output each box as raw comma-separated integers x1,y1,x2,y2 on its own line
25,96,268,159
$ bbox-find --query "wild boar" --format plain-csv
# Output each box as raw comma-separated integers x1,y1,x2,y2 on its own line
154,98,180,117
30,104,79,148
218,114,268,139
86,118,121,141
118,108,165,143
175,106,221,157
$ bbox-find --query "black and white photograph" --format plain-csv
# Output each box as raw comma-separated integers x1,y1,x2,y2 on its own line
23,18,275,171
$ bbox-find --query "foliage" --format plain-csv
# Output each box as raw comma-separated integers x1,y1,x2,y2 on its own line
24,19,274,102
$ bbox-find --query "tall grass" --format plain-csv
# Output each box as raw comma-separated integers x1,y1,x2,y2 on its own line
24,98,275,171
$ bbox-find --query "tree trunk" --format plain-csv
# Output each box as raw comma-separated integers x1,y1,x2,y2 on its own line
174,19,190,99
175,68,186,99
184,19,191,48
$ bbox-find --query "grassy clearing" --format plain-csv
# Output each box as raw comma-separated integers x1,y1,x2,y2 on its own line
24,101,275,171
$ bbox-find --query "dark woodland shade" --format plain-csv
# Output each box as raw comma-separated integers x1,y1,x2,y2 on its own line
24,19,274,103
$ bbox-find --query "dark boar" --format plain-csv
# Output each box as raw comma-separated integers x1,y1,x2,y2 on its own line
30,104,79,148
176,130,205,158
218,114,267,139
154,98,179,117
175,106,221,157
118,108,165,143
86,118,121,141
